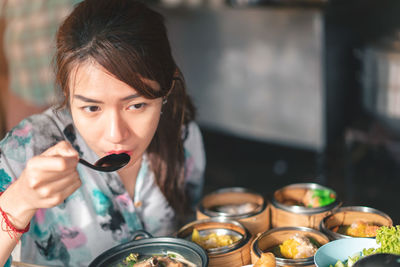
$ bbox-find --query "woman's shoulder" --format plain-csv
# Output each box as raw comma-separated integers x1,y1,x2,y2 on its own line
184,121,201,138
183,121,203,147
0,108,71,157
183,121,205,167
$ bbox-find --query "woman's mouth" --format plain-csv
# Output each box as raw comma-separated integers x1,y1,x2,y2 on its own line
107,150,132,156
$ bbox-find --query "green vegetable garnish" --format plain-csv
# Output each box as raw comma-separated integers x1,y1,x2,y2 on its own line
121,253,138,266
310,189,336,207
332,260,345,267
374,225,400,254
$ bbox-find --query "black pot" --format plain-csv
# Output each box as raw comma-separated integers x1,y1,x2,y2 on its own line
353,253,400,267
89,230,208,267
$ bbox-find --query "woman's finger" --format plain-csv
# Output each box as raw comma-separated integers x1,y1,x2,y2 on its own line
27,154,78,173
36,178,83,208
22,157,79,189
41,140,78,158
34,171,81,199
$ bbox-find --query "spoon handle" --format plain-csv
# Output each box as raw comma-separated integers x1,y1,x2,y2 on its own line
78,158,96,169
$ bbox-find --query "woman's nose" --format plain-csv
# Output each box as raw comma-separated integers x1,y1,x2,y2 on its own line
105,111,128,143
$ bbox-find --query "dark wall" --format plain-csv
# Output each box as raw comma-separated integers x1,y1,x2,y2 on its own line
324,0,400,148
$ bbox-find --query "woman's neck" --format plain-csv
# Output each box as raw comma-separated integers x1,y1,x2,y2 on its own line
117,157,143,199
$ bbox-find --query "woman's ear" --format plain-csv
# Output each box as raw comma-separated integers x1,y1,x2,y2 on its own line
165,68,180,98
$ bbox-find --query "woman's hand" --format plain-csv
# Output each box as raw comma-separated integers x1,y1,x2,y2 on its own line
16,140,82,210
0,141,82,231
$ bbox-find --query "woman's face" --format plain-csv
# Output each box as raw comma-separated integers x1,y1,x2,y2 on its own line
69,62,163,170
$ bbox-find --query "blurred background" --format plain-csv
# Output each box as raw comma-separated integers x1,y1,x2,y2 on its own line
1,0,400,224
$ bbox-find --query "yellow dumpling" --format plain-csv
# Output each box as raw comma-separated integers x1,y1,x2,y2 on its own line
279,239,300,259
279,234,318,259
345,220,379,237
191,228,240,249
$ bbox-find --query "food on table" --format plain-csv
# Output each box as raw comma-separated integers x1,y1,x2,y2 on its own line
330,225,400,267
191,228,240,249
253,252,276,267
330,250,365,267
301,188,336,208
210,202,259,215
117,252,196,267
282,188,336,208
278,234,318,259
332,220,380,237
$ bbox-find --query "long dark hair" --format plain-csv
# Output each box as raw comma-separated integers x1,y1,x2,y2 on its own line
55,0,195,214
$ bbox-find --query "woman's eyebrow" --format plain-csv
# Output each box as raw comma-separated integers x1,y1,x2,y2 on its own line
73,93,141,103
73,94,103,103
121,93,141,101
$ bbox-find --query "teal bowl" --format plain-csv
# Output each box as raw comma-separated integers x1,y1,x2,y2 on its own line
314,238,379,267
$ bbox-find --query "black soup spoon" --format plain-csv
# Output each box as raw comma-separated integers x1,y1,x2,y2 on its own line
79,153,130,172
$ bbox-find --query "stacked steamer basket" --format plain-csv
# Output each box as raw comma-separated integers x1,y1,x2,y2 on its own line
196,187,270,236
319,206,393,240
177,217,252,267
251,226,330,267
270,183,341,229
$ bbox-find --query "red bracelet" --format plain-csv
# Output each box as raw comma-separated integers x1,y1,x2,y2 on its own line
0,191,30,240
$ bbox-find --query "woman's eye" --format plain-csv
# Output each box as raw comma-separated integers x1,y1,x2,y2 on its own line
128,103,146,110
82,106,100,113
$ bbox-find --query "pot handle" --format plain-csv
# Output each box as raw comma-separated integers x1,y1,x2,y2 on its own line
131,229,153,241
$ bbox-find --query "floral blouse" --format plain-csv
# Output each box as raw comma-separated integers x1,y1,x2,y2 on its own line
0,108,205,267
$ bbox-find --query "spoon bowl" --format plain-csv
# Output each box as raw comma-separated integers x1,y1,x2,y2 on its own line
79,153,130,172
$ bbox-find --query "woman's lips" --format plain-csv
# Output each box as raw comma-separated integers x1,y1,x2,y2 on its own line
107,150,132,156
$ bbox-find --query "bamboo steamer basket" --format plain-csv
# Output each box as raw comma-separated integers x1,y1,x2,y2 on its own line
176,217,252,267
319,206,393,240
197,187,270,236
270,183,341,229
251,226,329,267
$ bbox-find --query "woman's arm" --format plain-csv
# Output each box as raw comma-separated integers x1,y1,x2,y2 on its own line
0,141,81,266
0,183,35,265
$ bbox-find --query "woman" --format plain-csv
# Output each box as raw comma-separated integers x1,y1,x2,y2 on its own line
0,0,205,266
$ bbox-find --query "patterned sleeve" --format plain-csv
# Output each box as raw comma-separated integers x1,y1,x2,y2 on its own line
0,114,64,191
0,150,16,192
0,120,34,191
183,122,206,211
